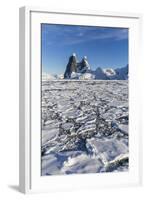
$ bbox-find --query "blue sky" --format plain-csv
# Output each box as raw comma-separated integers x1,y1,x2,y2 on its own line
41,24,128,75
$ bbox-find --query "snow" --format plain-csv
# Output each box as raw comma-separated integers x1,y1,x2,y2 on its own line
44,65,128,80
70,72,80,79
62,153,103,174
57,74,64,79
72,53,76,57
42,73,57,81
103,68,116,76
41,80,128,175
79,73,95,80
86,138,128,161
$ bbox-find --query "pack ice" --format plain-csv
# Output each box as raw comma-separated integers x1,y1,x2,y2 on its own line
41,80,128,175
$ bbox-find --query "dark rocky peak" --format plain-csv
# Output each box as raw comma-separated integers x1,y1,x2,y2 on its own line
64,54,92,79
64,53,78,79
77,56,90,73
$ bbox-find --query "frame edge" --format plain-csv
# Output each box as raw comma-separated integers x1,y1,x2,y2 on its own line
19,6,143,193
19,6,31,194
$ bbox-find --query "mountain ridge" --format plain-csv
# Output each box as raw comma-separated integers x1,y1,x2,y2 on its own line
42,54,128,80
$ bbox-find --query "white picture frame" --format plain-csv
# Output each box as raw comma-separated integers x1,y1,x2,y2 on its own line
19,6,142,194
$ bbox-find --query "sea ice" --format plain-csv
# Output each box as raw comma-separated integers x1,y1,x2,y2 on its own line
41,80,128,175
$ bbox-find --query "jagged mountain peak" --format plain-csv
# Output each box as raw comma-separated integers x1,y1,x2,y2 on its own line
64,54,78,79
72,53,76,57
64,54,91,78
45,54,128,80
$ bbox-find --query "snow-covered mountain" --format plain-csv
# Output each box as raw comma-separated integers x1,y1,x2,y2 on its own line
103,68,116,77
114,65,128,80
63,54,128,80
42,72,57,81
64,53,91,78
92,67,108,80
43,54,128,80
91,65,128,80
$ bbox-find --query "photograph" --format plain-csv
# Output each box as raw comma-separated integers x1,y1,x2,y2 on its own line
41,24,129,176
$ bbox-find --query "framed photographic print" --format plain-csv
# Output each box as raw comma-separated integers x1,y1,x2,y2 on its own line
19,6,142,193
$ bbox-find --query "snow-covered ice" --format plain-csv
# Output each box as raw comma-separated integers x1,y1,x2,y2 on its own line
41,80,128,175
